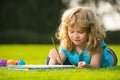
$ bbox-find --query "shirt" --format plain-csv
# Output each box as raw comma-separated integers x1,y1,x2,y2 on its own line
60,41,113,67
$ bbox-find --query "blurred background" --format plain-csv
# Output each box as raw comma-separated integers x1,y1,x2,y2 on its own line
0,0,120,44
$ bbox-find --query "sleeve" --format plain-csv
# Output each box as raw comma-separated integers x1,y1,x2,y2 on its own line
100,41,107,49
59,47,67,56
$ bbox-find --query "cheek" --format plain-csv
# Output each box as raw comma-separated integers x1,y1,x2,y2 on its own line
68,35,72,41
68,33,72,38
82,34,88,41
68,34,75,42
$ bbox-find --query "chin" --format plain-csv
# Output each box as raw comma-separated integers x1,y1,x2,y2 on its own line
74,43,80,46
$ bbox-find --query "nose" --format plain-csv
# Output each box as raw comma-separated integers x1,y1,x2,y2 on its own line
74,32,79,38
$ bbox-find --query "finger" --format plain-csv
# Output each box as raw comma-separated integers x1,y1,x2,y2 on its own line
49,52,56,58
51,48,60,58
50,48,62,64
78,62,84,67
48,49,56,58
56,57,62,64
78,62,86,68
49,49,59,59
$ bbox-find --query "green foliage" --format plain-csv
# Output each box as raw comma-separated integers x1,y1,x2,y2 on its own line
0,44,120,80
0,30,55,43
0,0,63,32
0,1,120,44
0,0,65,43
105,31,120,44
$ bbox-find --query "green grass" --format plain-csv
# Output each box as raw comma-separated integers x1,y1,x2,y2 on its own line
0,44,120,80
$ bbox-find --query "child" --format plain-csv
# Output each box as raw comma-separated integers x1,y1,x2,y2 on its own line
47,6,117,68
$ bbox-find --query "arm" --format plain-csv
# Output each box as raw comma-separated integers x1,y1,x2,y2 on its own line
78,47,103,68
48,48,66,65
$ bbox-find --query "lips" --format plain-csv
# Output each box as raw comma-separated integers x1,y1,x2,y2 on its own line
74,40,80,42
73,40,80,43
75,40,80,41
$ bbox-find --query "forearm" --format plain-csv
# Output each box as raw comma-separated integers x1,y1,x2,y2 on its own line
85,64,100,68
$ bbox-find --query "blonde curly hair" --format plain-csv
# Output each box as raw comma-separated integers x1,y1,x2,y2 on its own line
56,6,106,53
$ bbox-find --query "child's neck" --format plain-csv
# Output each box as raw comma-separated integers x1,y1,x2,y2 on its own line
75,45,85,54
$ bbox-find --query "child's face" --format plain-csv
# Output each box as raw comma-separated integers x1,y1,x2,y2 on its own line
68,26,88,47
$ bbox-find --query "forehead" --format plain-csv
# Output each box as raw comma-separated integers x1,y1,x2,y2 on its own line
68,25,84,31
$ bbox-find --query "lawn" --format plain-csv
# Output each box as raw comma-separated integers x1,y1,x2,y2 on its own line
0,44,120,80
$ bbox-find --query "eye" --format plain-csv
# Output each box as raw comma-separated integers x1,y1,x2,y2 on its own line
78,31,84,34
69,30,74,33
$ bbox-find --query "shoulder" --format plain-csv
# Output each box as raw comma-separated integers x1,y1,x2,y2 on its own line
92,47,103,55
59,46,69,55
59,46,67,52
92,41,107,54
86,41,106,55
91,43,104,55
59,46,76,56
100,41,107,48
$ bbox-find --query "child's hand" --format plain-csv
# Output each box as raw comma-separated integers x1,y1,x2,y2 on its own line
48,48,61,64
77,61,87,68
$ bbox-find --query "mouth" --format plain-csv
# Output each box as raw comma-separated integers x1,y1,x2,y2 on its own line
74,39,80,41
75,40,80,41
74,40,80,43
